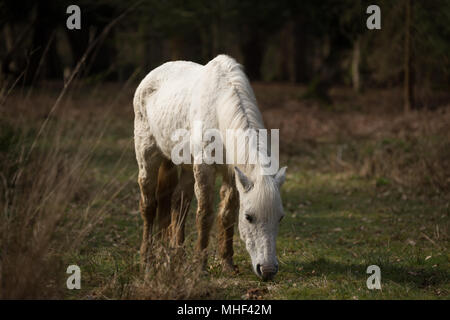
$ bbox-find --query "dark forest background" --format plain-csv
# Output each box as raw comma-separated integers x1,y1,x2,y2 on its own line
1,0,449,111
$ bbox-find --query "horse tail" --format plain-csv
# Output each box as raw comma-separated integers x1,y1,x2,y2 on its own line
156,159,178,236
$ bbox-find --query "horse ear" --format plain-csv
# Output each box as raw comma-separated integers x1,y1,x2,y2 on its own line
274,166,287,187
234,167,253,192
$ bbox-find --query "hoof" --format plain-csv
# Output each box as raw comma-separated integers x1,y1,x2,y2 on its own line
222,262,239,274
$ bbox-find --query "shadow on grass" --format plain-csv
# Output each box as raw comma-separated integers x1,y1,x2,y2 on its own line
296,258,449,288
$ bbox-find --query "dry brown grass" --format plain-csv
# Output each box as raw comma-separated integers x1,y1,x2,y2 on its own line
121,244,215,300
72,240,216,300
0,103,111,298
0,83,215,300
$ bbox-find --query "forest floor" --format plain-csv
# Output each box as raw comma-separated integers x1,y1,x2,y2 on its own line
1,82,448,299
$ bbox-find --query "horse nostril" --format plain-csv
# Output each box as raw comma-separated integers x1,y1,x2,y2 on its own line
256,264,262,276
260,265,278,281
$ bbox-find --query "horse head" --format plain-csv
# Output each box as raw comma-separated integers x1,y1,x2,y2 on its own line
234,166,287,280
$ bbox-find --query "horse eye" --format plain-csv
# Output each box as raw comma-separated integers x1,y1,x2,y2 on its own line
245,214,254,223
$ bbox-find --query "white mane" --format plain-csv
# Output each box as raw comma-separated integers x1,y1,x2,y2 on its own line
208,55,270,176
211,55,265,132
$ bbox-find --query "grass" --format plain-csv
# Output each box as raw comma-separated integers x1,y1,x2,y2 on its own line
268,168,449,299
0,83,448,299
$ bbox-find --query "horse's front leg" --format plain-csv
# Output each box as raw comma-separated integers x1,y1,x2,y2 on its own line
217,173,239,272
193,164,216,267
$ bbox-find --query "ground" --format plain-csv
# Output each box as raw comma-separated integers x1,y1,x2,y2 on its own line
0,82,448,299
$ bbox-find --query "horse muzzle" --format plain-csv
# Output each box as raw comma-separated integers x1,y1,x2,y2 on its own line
256,263,278,281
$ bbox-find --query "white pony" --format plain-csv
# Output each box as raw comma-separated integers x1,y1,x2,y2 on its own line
133,54,286,280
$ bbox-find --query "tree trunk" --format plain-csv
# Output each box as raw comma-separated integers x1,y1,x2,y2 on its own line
26,1,64,84
279,21,295,82
352,36,361,92
241,28,264,81
2,24,14,75
404,0,414,112
293,19,310,83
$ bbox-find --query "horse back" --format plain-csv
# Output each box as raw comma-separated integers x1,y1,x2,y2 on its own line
134,61,204,159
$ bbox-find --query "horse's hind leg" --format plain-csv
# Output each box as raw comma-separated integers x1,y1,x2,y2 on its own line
170,168,194,247
217,171,239,271
156,159,178,240
135,135,162,268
